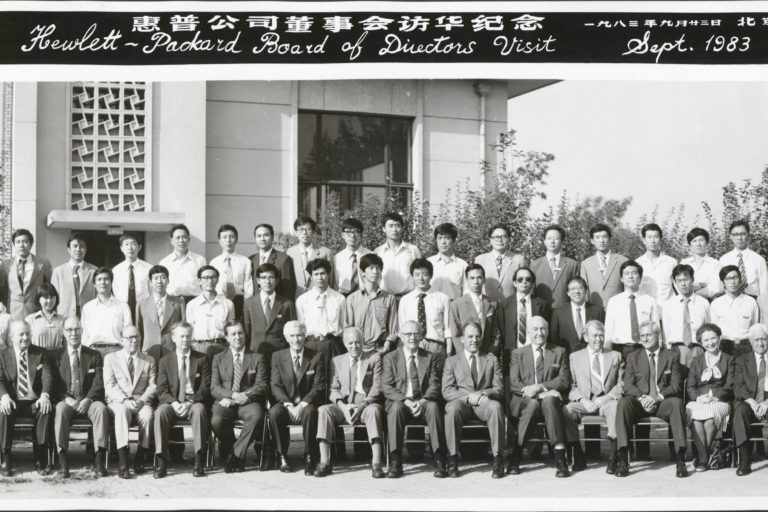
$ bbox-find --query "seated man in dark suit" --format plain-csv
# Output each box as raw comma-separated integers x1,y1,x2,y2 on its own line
211,320,268,473
550,276,605,353
507,316,571,477
153,321,211,478
442,322,505,479
243,263,296,365
615,321,688,478
53,316,109,478
267,321,326,475
0,320,53,475
732,323,768,476
136,265,186,362
382,321,448,479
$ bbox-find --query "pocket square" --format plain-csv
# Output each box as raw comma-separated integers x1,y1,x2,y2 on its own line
277,314,283,319
306,370,315,375
247,369,256,374
195,373,200,378
88,368,95,374
36,364,43,370
664,370,671,374
552,363,560,367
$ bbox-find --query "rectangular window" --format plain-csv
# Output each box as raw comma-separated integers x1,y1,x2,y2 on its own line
298,111,412,217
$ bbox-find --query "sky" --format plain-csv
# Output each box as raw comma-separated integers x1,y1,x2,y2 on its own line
507,80,768,227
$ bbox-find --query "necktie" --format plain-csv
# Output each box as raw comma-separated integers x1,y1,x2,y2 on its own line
629,294,640,343
738,253,748,292
263,297,272,320
549,257,558,279
473,296,485,331
128,264,136,317
575,306,584,339
177,355,187,402
17,258,25,291
409,354,422,400
682,297,692,345
18,350,28,398
648,352,658,398
348,253,359,293
293,354,301,377
518,298,527,345
598,253,607,279
71,350,83,400
470,354,479,389
72,265,82,317
224,257,236,299
302,250,311,288
495,255,503,277
127,355,134,381
590,352,602,398
318,293,329,335
417,293,428,338
260,253,267,265
156,298,165,327
535,347,544,384
758,357,766,402
349,357,359,403
232,352,242,393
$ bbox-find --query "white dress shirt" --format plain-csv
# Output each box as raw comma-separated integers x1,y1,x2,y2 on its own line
398,288,452,341
349,353,366,396
586,346,604,387
374,241,422,295
636,253,678,305
81,296,132,346
571,302,587,336
604,290,660,345
296,287,345,337
710,293,759,341
185,293,235,340
112,259,153,304
403,347,419,399
680,255,722,299
661,293,711,344
210,252,254,298
719,248,768,297
158,250,207,297
428,253,468,300
334,246,371,294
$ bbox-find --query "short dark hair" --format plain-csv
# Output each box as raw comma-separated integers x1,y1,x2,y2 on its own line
256,263,280,280
464,263,486,278
118,233,140,245
460,321,482,336
686,227,710,245
224,320,245,334
93,267,113,283
696,323,722,343
486,224,509,239
409,258,433,277
719,264,740,282
294,216,317,231
589,223,612,239
729,219,750,234
197,265,219,279
567,276,587,290
641,223,663,238
36,282,59,307
382,212,404,228
11,228,33,245
620,260,643,279
254,223,274,237
341,218,364,233
217,224,238,239
513,266,536,285
360,253,383,272
148,265,169,280
671,264,694,281
306,258,331,275
66,232,86,248
543,224,565,240
433,223,458,240
169,224,190,238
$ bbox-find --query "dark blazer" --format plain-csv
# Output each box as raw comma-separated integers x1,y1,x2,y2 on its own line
449,295,500,355
270,346,325,406
249,249,297,301
686,352,735,403
623,347,681,399
135,295,186,351
0,345,52,400
382,348,441,405
156,349,211,405
530,255,580,309
498,295,551,349
1,254,53,321
509,343,571,397
243,294,296,353
211,349,268,404
734,352,766,402
441,351,503,402
53,345,104,402
549,302,605,353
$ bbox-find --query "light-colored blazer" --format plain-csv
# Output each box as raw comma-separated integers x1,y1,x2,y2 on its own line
329,352,382,404
103,351,157,405
530,255,580,309
442,351,503,403
51,261,97,317
1,254,52,321
286,244,334,299
473,251,528,302
568,347,623,402
579,252,629,308
135,295,186,350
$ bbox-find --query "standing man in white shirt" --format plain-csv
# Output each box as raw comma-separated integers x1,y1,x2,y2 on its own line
710,265,759,357
186,265,235,359
661,264,709,371
250,223,296,300
286,217,334,300
636,223,678,307
374,212,421,299
333,218,370,297
719,220,768,298
112,234,152,324
680,228,721,301
51,233,97,318
158,224,206,304
81,267,132,358
427,223,468,301
210,224,254,321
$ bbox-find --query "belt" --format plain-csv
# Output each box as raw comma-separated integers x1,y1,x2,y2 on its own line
193,338,227,345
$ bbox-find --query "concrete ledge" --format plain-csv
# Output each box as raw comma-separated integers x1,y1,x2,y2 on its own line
46,210,184,232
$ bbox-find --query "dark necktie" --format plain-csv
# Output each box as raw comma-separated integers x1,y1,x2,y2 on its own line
73,265,82,317
648,352,658,398
590,352,602,398
18,350,28,397
293,354,301,389
232,352,242,393
518,298,527,345
178,355,187,402
575,306,584,339
470,354,479,389
417,293,427,338
350,253,359,292
71,350,83,400
758,357,766,402
17,258,26,291
738,253,748,293
349,357,359,403
535,347,544,384
128,264,137,321
127,355,134,381
495,255,503,277
629,294,640,343
682,297,692,345
409,354,422,400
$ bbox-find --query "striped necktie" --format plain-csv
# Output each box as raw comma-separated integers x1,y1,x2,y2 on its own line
232,352,242,393
17,350,28,398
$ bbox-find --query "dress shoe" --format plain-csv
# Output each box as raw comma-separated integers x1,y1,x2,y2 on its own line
371,463,385,479
94,448,108,477
447,454,459,478
314,461,332,477
676,460,689,478
59,451,71,479
133,447,146,474
304,453,316,476
433,451,448,478
737,463,752,476
386,451,403,478
506,447,522,475
605,456,618,475
606,438,618,475
570,443,586,472
554,449,570,478
491,455,504,479
153,457,167,479
0,461,12,477
225,455,245,473
260,450,276,471
34,461,48,476
193,452,206,477
615,458,629,478
278,454,293,473
118,467,131,479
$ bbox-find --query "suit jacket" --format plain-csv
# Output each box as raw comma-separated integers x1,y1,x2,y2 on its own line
135,294,186,351
686,352,734,403
156,350,211,405
449,295,500,355
442,351,503,403
51,261,97,317
473,251,529,303
270,346,326,406
623,347,681,399
249,249,296,301
1,254,53,321
286,244,334,299
758,292,768,323
211,349,268,404
550,302,605,353
530,255,580,309
497,295,551,350
53,345,104,402
0,345,52,400
734,352,766,402
580,252,629,309
329,352,382,405
568,347,623,402
103,350,157,405
382,348,441,404
509,343,571,398
243,294,296,352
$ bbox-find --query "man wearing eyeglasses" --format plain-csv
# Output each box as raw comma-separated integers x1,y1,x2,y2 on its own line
710,265,759,358
334,218,371,297
498,267,551,353
718,220,768,299
185,266,235,360
249,223,296,300
286,217,334,300
473,224,529,303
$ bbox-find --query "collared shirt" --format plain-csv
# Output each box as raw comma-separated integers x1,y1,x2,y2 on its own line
531,344,544,384
516,292,533,320
334,246,372,294
176,351,194,395
546,253,561,272
680,255,722,299
398,288,452,341
570,302,587,337
260,291,276,316
296,287,345,337
158,251,207,297
604,291,660,345
81,296,132,346
719,248,768,296
258,248,273,265
661,294,710,344
636,253,678,306
464,350,480,389
14,256,33,287
344,287,398,350
25,310,65,350
210,252,254,298
289,349,304,370
754,353,768,393
646,348,661,390
403,347,419,399
710,293,759,341
374,241,422,295
349,353,365,396
68,346,83,375
112,258,153,304
428,253,468,300
185,293,235,340
586,346,604,382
